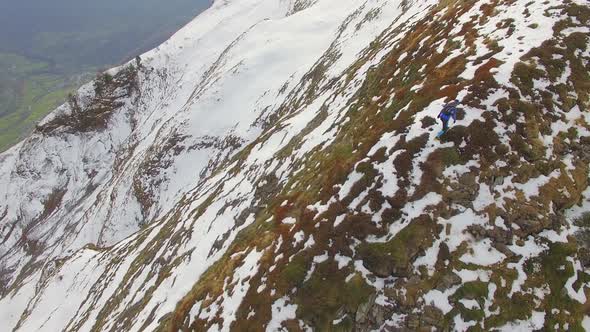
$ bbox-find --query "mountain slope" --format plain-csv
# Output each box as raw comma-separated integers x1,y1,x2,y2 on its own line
1,0,590,331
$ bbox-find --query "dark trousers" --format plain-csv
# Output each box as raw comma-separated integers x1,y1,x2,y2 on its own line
440,118,449,131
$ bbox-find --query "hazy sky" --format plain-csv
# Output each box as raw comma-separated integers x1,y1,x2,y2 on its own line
0,0,212,68
0,0,211,30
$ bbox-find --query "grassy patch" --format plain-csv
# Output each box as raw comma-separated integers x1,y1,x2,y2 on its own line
0,73,77,151
282,253,311,288
358,216,438,277
296,264,374,329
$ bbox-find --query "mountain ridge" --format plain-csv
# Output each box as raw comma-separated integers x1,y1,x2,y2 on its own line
1,0,590,330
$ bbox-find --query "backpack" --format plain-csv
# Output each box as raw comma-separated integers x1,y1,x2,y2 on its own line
441,105,455,117
441,107,454,116
441,101,459,117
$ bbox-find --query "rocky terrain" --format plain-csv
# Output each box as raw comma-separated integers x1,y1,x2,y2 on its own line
0,0,590,330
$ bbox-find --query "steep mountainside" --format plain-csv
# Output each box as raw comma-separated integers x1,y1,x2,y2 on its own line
1,0,590,330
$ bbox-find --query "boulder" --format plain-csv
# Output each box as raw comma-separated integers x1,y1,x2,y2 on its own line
436,272,462,291
421,305,444,327
356,294,377,326
355,293,393,332
406,315,420,329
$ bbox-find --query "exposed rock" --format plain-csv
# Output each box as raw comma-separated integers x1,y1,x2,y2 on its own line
514,218,549,236
405,311,441,331
466,224,487,240
494,243,515,258
572,138,590,162
355,293,392,332
487,226,513,245
383,327,413,332
435,242,451,270
421,305,444,327
406,315,420,329
359,216,438,278
384,276,422,309
506,203,553,237
467,224,512,245
448,173,480,207
436,272,462,291
579,248,590,268
421,116,437,128
356,294,377,326
549,213,566,230
360,253,400,278
459,173,477,187
371,304,388,329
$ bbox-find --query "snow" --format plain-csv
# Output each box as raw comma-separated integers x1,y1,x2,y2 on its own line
459,239,506,266
423,286,459,314
443,160,479,183
455,269,491,283
313,252,330,264
539,229,569,243
373,192,444,241
564,257,587,304
0,0,588,329
369,131,401,155
454,315,478,331
217,249,264,330
507,237,548,296
303,235,316,250
374,149,404,197
353,259,387,290
334,214,346,228
0,271,42,330
332,315,347,325
283,217,297,225
459,296,484,312
339,170,364,199
497,311,546,332
514,170,561,199
495,217,508,231
484,283,499,317
473,183,495,211
413,244,439,275
293,231,306,246
335,253,353,269
4,0,361,321
267,297,298,331
477,0,559,88
402,192,442,221
406,97,447,142
439,209,487,252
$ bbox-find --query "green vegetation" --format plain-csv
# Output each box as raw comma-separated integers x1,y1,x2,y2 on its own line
359,216,438,277
296,265,374,329
452,281,489,302
440,147,464,166
282,253,311,287
0,52,87,151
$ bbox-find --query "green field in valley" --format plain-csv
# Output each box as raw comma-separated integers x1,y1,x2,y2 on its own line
0,52,92,151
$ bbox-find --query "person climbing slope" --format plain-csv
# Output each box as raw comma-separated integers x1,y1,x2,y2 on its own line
436,99,459,138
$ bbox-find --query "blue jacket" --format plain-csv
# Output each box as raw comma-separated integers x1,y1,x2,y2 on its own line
438,102,458,122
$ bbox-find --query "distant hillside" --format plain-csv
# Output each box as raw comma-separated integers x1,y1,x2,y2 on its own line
0,0,211,152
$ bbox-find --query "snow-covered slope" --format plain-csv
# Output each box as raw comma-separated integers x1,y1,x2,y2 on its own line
1,0,589,330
